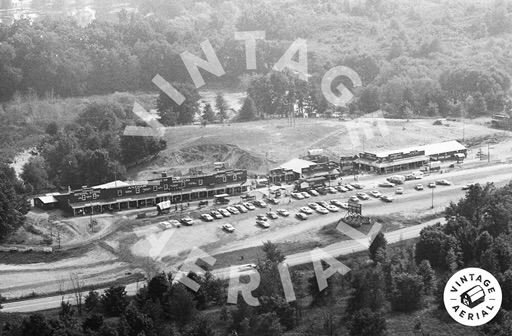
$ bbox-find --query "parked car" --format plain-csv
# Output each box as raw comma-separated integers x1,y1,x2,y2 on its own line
349,196,359,203
340,202,349,209
267,212,278,219
315,207,329,214
316,201,330,208
351,183,364,189
267,198,280,205
159,220,180,230
330,199,344,207
336,186,348,192
308,202,320,210
300,191,311,199
243,202,256,210
234,204,248,213
308,190,320,196
210,210,223,219
277,209,290,217
379,181,395,188
415,184,424,191
296,213,308,220
380,195,394,203
357,192,370,200
326,205,339,212
395,187,404,195
226,206,240,215
257,220,270,228
222,224,235,232
436,179,452,186
316,187,328,195
344,184,354,191
327,187,337,194
218,208,231,217
369,190,382,198
253,200,267,208
180,217,194,226
291,192,305,200
201,214,214,222
428,182,437,188
300,207,314,215
256,214,268,221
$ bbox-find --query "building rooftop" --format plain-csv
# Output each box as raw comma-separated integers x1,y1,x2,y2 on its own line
279,158,317,174
369,140,466,159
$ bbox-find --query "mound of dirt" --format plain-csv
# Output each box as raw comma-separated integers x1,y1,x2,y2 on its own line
135,143,266,179
177,144,265,172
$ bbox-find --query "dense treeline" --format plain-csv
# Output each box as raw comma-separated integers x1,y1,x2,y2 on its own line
3,0,512,120
3,176,512,334
20,100,166,192
0,164,29,241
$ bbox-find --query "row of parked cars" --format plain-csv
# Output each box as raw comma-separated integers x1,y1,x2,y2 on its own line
295,199,349,220
159,217,195,229
290,184,364,200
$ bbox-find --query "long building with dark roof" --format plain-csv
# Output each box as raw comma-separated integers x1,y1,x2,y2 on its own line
35,169,249,216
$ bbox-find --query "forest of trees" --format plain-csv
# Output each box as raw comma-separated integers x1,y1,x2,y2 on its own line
20,100,166,193
2,0,512,120
5,181,512,334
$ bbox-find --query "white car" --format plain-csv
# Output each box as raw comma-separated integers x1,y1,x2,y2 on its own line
210,210,223,219
227,206,240,214
326,205,339,212
308,202,320,210
370,190,382,198
277,209,290,217
300,192,311,198
436,179,452,186
180,217,194,226
159,220,180,230
267,212,278,219
316,207,329,215
415,184,424,191
357,192,370,200
330,199,344,207
308,190,320,196
243,202,256,210
291,192,305,200
395,187,404,195
296,213,308,220
222,224,235,232
257,220,270,228
379,181,395,188
327,187,337,194
201,214,214,222
234,204,248,213
218,208,231,217
300,207,314,215
340,202,349,209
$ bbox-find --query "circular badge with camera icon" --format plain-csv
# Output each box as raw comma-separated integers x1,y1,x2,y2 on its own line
443,268,502,327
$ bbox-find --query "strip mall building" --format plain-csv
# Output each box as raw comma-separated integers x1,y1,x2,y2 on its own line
354,140,467,174
35,169,249,216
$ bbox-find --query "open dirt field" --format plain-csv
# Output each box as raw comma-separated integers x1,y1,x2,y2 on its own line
133,117,507,179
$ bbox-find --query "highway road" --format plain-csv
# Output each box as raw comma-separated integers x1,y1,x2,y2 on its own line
2,162,512,313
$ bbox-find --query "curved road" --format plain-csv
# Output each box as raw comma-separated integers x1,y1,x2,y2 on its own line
2,162,512,313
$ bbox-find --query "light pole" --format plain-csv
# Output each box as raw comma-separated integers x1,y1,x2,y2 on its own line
431,187,434,209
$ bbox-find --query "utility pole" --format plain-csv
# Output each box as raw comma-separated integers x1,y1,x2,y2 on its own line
431,187,434,209
462,108,465,143
266,152,270,197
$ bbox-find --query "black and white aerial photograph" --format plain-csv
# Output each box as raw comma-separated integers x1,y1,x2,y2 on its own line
1,0,512,335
